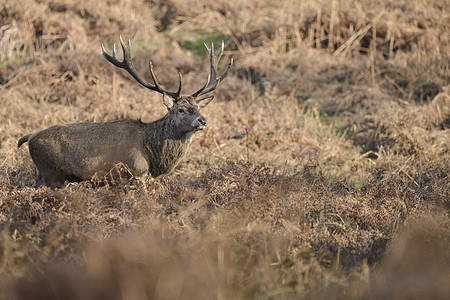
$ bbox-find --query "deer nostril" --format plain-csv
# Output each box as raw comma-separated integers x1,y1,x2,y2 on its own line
198,117,207,126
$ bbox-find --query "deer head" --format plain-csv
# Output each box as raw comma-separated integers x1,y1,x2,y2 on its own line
17,37,233,188
100,37,233,133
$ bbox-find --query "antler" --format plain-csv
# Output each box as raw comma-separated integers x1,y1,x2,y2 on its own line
101,36,182,99
191,41,233,98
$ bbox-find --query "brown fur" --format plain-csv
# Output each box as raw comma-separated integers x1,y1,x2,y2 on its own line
18,38,231,188
18,97,212,188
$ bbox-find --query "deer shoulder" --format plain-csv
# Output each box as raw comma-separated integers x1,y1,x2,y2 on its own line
18,37,233,188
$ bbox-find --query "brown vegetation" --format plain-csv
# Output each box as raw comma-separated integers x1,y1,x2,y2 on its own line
0,0,448,299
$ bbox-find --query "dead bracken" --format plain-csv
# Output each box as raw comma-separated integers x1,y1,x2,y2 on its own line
0,0,449,299
17,37,232,188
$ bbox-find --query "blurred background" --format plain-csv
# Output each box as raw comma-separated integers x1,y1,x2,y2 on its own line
0,0,448,299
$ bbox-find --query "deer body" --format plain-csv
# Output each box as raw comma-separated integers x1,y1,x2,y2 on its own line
18,37,232,188
19,112,197,187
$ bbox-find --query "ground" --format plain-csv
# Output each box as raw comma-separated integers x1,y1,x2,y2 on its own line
0,0,449,299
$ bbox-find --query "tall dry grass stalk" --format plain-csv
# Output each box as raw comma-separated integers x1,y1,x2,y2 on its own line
0,0,448,298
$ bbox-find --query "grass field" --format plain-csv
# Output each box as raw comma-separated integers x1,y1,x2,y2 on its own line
0,0,449,299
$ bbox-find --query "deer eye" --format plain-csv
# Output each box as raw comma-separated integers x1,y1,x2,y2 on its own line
178,108,185,113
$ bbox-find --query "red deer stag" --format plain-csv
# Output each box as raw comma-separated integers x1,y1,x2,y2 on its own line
18,37,233,188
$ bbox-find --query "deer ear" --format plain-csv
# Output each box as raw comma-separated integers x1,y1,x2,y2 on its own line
163,94,174,109
196,96,214,109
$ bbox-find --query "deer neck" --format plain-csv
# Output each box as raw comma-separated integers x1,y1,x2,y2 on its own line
144,116,195,177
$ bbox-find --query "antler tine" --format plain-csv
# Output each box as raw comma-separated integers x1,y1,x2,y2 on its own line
149,62,163,92
197,74,211,96
175,71,182,98
218,40,224,61
191,41,233,98
101,36,182,99
207,42,218,80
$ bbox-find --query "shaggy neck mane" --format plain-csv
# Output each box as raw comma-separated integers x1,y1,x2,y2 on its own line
144,115,195,177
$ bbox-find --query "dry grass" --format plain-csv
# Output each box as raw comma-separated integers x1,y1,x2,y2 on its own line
0,0,449,299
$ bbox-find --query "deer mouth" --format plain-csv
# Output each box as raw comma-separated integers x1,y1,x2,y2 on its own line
195,125,206,131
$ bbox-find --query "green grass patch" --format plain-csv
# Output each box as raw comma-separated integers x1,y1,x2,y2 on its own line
319,113,349,133
0,53,33,68
164,30,229,57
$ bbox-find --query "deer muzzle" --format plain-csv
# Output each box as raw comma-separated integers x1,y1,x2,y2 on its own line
196,116,207,130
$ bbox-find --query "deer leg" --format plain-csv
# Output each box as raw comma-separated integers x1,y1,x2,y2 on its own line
43,169,69,189
34,163,68,189
34,166,44,188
